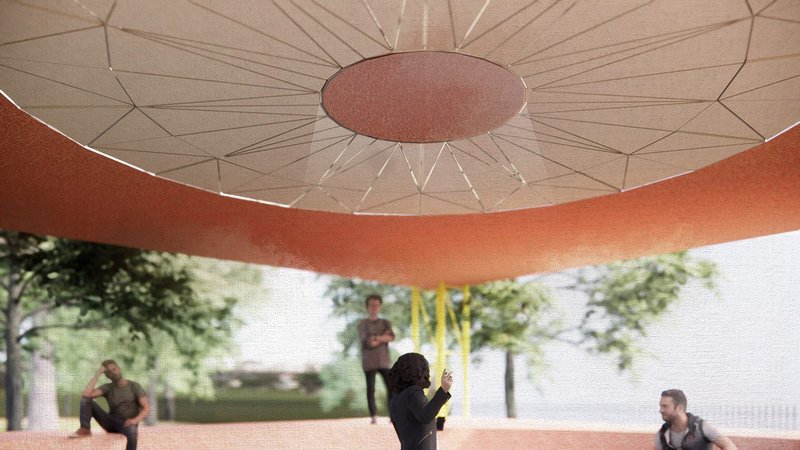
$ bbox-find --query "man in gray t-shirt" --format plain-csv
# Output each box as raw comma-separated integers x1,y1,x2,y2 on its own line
655,389,737,450
357,294,395,424
71,359,150,450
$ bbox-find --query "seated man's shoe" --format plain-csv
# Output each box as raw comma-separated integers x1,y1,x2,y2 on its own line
69,427,91,438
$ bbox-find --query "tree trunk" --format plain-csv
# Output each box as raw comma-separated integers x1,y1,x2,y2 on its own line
4,255,24,430
145,366,158,426
28,337,59,430
163,381,176,422
505,350,517,418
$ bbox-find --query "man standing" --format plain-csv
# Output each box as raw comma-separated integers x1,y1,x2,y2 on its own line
655,389,737,450
71,359,150,450
357,294,395,424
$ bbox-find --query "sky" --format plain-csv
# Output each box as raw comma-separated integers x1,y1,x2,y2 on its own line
231,229,800,427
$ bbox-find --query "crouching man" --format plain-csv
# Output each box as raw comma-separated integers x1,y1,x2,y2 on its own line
71,359,149,450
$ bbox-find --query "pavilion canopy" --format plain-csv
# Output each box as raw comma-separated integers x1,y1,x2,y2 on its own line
1,0,799,287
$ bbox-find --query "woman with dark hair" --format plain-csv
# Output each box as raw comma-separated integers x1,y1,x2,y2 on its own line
388,353,453,450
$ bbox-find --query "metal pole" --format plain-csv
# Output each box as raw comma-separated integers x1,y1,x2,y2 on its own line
462,285,471,418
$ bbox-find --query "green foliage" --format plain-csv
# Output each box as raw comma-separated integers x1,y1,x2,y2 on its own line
1,230,264,401
317,354,391,414
571,252,718,369
469,280,556,378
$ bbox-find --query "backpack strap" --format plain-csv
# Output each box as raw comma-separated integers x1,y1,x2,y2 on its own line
697,418,710,443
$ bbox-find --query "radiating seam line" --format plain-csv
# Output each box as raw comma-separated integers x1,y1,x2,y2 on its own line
721,73,800,100
528,30,741,90
153,103,320,109
636,142,754,155
120,29,323,90
423,192,484,212
491,133,622,191
513,18,729,66
718,100,765,141
266,134,356,176
317,134,357,184
525,89,709,102
758,15,800,24
272,0,343,68
362,0,393,49
492,130,617,153
124,29,332,80
485,0,565,60
123,28,325,87
156,157,216,176
148,93,318,108
446,0,457,50
234,132,353,157
188,0,336,66
529,100,706,115
120,26,338,68
456,0,491,50
621,155,631,190
422,143,446,191
399,145,421,190
508,0,578,64
487,133,526,182
105,0,118,23
358,193,417,213
168,117,316,140
329,141,396,178
3,1,100,25
536,114,764,142
225,119,321,157
231,122,342,154
136,106,176,138
290,0,367,61
109,69,312,92
394,0,407,50
358,143,401,207
446,143,485,210
629,100,715,154
459,0,537,50
507,0,657,60
95,145,209,158
0,63,130,104
530,118,619,151
142,107,317,117
310,0,392,50
103,24,112,69
518,23,733,79
86,106,135,146
0,25,102,47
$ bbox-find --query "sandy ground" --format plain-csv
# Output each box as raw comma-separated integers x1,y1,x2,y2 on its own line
1,417,798,449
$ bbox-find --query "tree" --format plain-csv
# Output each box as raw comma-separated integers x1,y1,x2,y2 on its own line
468,281,555,418
323,252,718,417
0,230,238,430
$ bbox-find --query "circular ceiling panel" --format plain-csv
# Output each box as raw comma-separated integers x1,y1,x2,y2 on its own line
0,0,798,215
321,51,527,143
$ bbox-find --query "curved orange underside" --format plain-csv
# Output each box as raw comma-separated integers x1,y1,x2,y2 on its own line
1,97,798,289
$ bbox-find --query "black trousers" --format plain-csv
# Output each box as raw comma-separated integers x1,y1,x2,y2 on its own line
364,368,391,416
79,397,138,450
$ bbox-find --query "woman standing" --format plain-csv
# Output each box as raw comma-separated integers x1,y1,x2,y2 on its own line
388,353,454,450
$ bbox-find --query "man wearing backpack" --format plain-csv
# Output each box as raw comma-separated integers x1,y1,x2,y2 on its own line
655,389,737,450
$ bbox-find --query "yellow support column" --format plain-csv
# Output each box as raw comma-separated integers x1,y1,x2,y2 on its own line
435,282,447,392
461,285,471,418
411,287,421,353
435,282,452,421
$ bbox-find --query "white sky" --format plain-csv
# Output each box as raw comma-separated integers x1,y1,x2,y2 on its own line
231,229,800,422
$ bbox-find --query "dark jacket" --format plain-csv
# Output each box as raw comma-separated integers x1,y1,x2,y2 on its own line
389,385,451,450
658,413,713,450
